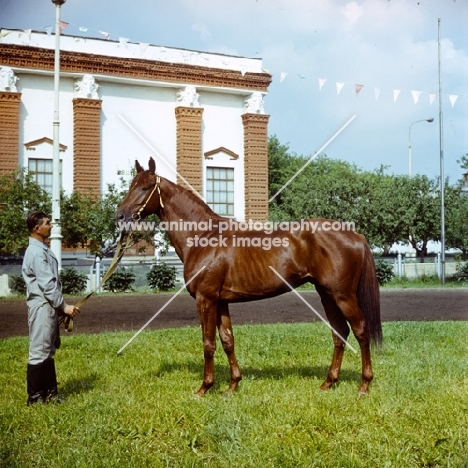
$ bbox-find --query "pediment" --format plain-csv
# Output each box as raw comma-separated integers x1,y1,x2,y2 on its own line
204,146,238,160
24,137,67,152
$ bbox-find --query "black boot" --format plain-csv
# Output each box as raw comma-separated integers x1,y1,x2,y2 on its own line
26,362,46,406
43,358,66,404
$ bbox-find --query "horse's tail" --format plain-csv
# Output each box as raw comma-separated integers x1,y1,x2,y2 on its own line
357,239,383,347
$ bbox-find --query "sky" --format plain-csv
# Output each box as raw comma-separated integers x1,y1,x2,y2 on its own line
1,0,467,183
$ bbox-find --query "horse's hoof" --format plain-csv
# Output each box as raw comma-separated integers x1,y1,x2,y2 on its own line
357,390,368,397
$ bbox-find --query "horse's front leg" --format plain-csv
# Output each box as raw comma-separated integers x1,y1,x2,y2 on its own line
217,301,242,395
195,294,218,396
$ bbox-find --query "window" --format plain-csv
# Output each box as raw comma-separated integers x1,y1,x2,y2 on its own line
28,159,61,196
206,167,234,216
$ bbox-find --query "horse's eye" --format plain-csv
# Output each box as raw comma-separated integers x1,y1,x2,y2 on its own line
142,186,149,192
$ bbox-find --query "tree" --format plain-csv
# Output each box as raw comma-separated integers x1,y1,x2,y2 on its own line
268,135,306,206
0,170,50,255
445,186,468,258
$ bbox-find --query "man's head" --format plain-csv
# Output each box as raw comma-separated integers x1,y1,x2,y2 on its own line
26,211,52,241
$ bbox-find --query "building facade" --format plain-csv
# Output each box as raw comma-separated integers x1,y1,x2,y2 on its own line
0,28,272,221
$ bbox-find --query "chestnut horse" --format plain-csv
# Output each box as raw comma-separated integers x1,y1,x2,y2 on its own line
116,158,382,396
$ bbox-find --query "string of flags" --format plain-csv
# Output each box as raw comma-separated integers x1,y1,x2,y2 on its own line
32,22,466,109
42,22,125,44
279,72,463,109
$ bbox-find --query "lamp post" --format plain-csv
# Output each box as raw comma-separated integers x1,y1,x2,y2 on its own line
408,118,434,177
50,0,66,270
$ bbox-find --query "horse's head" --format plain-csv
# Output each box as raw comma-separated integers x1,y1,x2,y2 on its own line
115,157,162,225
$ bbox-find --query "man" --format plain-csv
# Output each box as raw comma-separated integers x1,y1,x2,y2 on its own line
22,211,80,405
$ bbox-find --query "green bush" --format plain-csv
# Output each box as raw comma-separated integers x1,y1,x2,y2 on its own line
146,262,177,291
9,274,26,295
374,259,394,286
103,266,135,293
455,261,468,283
59,267,87,295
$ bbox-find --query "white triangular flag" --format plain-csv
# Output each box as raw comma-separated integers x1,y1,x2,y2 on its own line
393,89,401,102
318,78,327,91
119,37,129,46
374,87,381,101
429,93,436,105
411,90,422,104
336,82,345,95
449,94,458,108
99,31,110,39
280,72,288,83
79,26,88,32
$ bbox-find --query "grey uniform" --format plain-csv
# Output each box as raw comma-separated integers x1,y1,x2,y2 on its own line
22,238,67,365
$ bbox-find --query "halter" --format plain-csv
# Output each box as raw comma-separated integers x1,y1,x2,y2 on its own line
132,174,164,221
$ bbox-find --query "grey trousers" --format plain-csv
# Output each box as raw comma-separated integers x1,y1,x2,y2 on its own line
28,303,59,365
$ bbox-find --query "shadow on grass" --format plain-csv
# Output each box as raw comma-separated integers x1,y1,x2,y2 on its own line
60,372,100,397
148,359,361,386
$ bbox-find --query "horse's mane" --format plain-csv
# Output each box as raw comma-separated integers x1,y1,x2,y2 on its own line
131,165,225,222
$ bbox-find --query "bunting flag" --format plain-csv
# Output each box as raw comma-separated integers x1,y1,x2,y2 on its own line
393,89,401,102
59,21,69,32
374,87,381,101
79,26,88,32
429,93,436,105
449,94,458,108
119,37,129,46
411,90,422,104
99,30,110,39
280,72,288,83
336,82,345,95
318,78,327,91
44,26,52,35
355,84,364,96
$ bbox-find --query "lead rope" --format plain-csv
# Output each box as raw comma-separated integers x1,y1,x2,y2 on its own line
60,233,128,332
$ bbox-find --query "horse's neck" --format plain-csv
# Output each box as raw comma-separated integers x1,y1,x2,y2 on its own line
157,178,218,261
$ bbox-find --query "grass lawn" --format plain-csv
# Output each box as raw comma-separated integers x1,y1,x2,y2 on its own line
1,321,467,467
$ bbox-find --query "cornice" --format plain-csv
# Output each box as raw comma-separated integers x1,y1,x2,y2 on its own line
0,43,272,92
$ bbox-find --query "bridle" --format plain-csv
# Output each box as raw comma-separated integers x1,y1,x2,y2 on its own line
131,174,164,221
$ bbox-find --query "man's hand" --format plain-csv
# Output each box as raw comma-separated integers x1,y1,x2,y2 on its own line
63,305,80,318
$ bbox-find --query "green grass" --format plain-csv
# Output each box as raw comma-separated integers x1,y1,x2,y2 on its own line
1,322,467,467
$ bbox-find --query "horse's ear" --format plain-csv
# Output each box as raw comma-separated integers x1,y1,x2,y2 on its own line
135,160,144,173
148,157,156,174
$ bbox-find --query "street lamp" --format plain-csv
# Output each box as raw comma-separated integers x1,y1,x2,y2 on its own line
50,0,66,269
408,118,434,177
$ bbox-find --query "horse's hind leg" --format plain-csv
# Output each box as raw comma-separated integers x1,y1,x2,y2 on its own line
217,301,242,395
334,294,374,395
317,288,350,391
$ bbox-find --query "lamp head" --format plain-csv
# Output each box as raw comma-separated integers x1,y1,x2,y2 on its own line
427,118,434,123
51,0,66,5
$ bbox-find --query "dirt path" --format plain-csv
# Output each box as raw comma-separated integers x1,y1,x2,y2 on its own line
1,288,466,339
